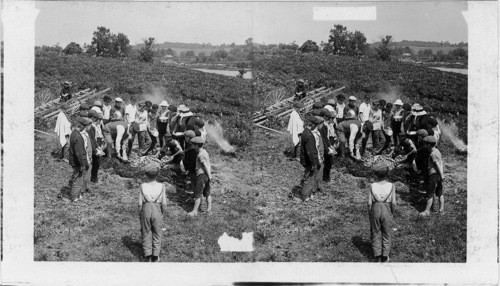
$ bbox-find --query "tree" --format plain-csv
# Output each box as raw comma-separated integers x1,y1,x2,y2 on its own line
299,40,319,53
165,48,176,57
113,33,130,58
62,42,83,55
185,50,195,57
403,46,413,55
245,37,253,46
91,26,115,57
376,35,392,61
326,25,368,56
139,37,155,63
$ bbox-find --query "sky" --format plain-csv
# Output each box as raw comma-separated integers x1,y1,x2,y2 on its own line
34,1,468,47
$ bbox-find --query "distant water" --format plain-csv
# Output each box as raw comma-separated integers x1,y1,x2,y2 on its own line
193,68,253,79
431,67,468,75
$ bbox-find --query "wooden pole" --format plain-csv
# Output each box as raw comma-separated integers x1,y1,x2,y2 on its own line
42,88,110,119
34,88,90,113
35,89,96,117
253,123,284,134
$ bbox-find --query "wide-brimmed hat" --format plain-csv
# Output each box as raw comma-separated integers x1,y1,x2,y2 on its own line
114,97,123,103
160,100,169,107
411,103,424,111
348,96,357,101
178,104,190,112
394,99,403,105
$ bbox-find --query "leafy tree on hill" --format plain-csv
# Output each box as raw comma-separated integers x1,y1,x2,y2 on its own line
299,40,319,53
89,26,131,58
185,50,195,57
326,25,368,56
139,37,155,63
63,42,83,55
376,35,393,61
113,33,130,58
165,48,176,57
449,47,467,59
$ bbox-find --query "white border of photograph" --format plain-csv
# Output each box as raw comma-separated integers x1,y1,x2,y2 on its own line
1,1,498,285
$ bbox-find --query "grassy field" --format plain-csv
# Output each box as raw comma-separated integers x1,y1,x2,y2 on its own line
34,53,467,262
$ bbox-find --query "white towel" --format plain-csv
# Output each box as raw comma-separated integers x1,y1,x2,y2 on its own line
287,109,304,146
54,111,72,147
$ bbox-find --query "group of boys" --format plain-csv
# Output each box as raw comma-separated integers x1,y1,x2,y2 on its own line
289,89,445,215
57,95,212,214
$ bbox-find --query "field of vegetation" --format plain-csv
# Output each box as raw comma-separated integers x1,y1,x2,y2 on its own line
34,51,467,262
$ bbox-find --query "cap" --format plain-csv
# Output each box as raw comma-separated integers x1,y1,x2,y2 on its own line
402,103,411,111
194,118,205,128
103,95,112,102
191,136,205,144
297,79,305,83
184,130,196,138
63,81,71,85
324,105,335,113
394,99,403,105
76,117,90,126
79,103,90,110
423,136,437,143
178,104,189,112
411,103,423,111
336,94,346,101
95,113,103,120
428,117,438,127
372,162,390,175
160,100,169,107
87,109,98,119
144,162,160,177
78,110,89,118
114,97,123,102
312,102,323,109
130,122,140,133
348,96,357,101
417,129,428,137
311,109,322,116
93,100,103,107
319,108,331,117
345,109,356,119
327,99,336,106
168,105,177,112
311,116,324,124
293,102,304,109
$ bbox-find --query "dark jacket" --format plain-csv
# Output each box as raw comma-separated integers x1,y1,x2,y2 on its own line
407,114,431,133
318,124,331,152
68,129,88,168
300,128,320,167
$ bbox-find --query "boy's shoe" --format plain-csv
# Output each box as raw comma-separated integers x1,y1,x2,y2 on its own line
152,256,160,262
146,256,152,262
381,256,389,262
419,211,430,217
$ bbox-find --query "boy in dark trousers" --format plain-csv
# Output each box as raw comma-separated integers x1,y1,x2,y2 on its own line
68,117,92,202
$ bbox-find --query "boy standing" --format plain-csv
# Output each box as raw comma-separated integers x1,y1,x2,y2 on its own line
419,136,445,216
188,137,212,216
139,163,167,262
368,162,397,262
68,117,92,202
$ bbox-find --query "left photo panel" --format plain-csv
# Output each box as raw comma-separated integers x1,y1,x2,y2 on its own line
34,1,256,262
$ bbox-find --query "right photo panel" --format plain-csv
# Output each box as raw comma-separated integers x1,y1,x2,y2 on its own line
250,1,467,262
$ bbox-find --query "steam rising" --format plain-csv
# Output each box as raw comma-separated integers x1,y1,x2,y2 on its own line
205,121,236,154
142,86,171,105
437,119,467,152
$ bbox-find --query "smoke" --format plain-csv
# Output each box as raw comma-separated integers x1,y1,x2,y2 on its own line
205,121,236,154
375,85,402,105
142,86,171,105
437,118,467,152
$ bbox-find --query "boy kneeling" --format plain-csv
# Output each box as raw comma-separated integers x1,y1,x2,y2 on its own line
188,136,212,216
